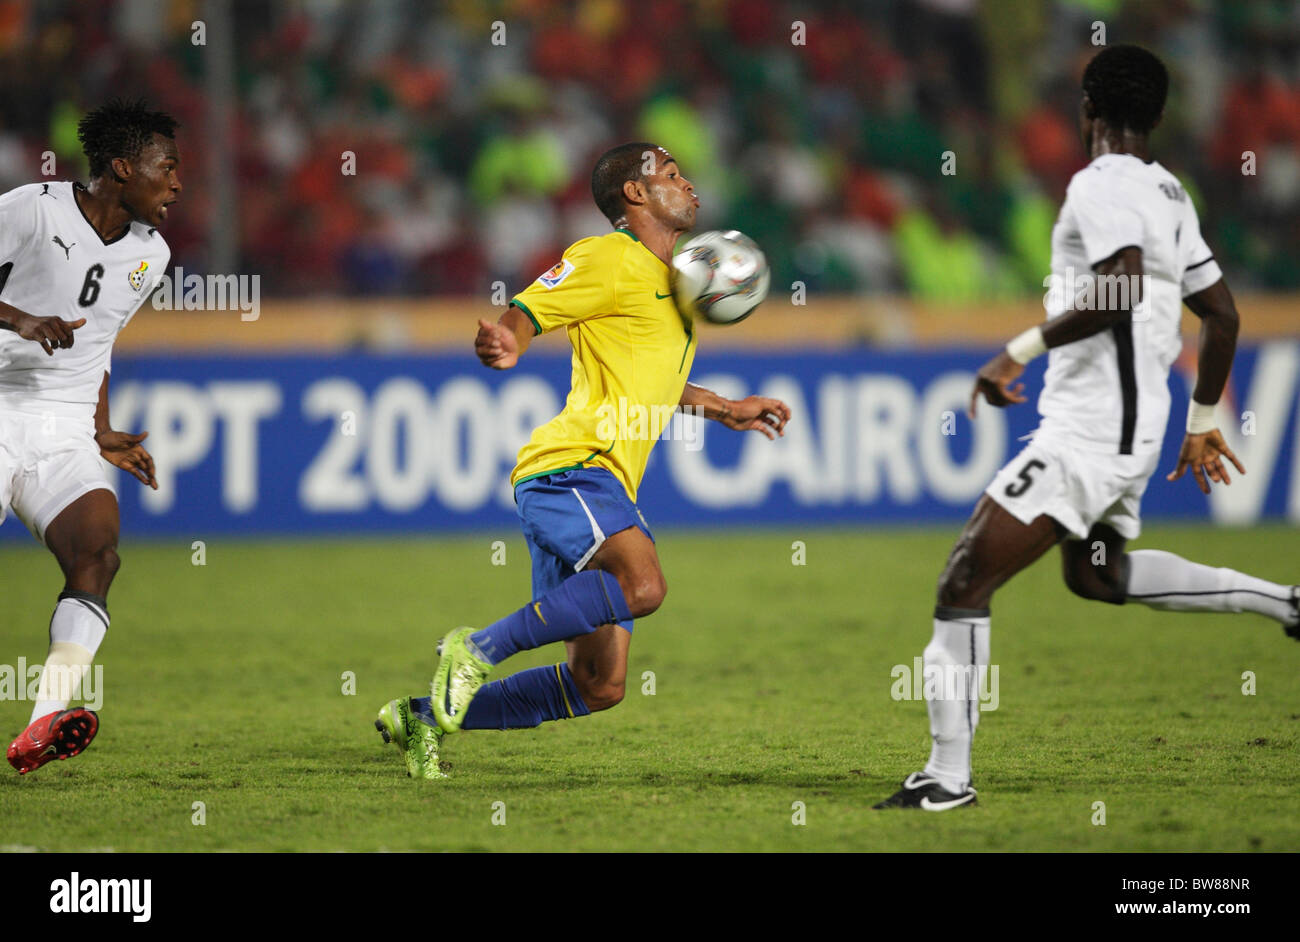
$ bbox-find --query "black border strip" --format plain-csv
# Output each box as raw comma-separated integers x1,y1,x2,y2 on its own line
1112,317,1138,455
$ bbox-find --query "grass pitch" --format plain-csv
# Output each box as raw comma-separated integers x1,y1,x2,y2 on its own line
1,525,1297,852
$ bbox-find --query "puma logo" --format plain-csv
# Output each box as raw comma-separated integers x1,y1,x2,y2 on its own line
52,236,75,260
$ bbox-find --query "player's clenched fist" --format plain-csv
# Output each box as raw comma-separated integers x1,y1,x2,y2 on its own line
5,308,86,356
475,318,519,370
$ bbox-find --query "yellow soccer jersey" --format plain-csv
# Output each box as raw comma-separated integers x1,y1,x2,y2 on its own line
510,229,697,500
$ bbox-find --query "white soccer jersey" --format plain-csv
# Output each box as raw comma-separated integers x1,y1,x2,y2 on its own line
1038,153,1222,455
0,181,169,416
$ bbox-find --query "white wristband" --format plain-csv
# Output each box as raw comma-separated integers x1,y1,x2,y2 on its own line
1006,326,1047,365
1187,400,1218,435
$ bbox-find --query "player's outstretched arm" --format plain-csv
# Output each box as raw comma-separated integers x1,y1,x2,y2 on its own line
680,382,789,439
475,305,533,370
970,247,1144,416
1166,278,1245,494
0,301,85,356
93,371,157,489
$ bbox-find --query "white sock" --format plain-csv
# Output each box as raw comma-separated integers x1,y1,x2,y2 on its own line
29,593,108,723
1126,550,1295,623
922,611,990,794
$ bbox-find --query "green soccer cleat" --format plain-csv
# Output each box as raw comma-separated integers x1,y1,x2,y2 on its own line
431,627,493,733
375,697,448,780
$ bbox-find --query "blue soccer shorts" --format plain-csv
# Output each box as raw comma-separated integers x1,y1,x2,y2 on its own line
514,467,654,602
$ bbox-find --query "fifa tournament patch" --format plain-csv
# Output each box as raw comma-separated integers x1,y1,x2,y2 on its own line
128,260,149,292
537,259,574,289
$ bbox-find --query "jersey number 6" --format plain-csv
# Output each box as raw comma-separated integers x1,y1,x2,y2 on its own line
78,264,104,307
1004,458,1047,498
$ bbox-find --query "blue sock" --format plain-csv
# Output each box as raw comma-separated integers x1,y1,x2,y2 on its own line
469,570,632,666
411,663,590,730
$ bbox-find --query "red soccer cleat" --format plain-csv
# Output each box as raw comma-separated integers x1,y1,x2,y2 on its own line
7,708,99,775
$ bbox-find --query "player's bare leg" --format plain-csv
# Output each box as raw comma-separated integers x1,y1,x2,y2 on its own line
564,624,632,712
7,489,118,774
46,488,121,597
1060,524,1129,605
935,497,1065,612
565,525,665,711
1062,523,1298,633
876,497,1062,810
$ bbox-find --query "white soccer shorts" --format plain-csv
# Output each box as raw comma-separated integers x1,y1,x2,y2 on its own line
985,430,1161,541
0,407,115,545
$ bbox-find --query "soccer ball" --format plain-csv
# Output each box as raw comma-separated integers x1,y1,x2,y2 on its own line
671,230,770,325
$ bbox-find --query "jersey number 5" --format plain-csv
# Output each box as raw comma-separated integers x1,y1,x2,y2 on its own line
78,264,104,307
1004,458,1047,498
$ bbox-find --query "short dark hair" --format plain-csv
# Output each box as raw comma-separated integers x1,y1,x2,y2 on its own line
591,142,660,225
77,99,179,178
1082,44,1168,134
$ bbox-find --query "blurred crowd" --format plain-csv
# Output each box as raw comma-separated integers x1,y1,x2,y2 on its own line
2,0,1300,300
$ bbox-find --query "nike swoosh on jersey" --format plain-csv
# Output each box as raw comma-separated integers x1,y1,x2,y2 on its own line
655,291,671,299
919,794,974,811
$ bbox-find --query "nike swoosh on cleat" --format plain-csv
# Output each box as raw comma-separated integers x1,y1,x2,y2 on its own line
919,794,974,811
41,745,58,756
